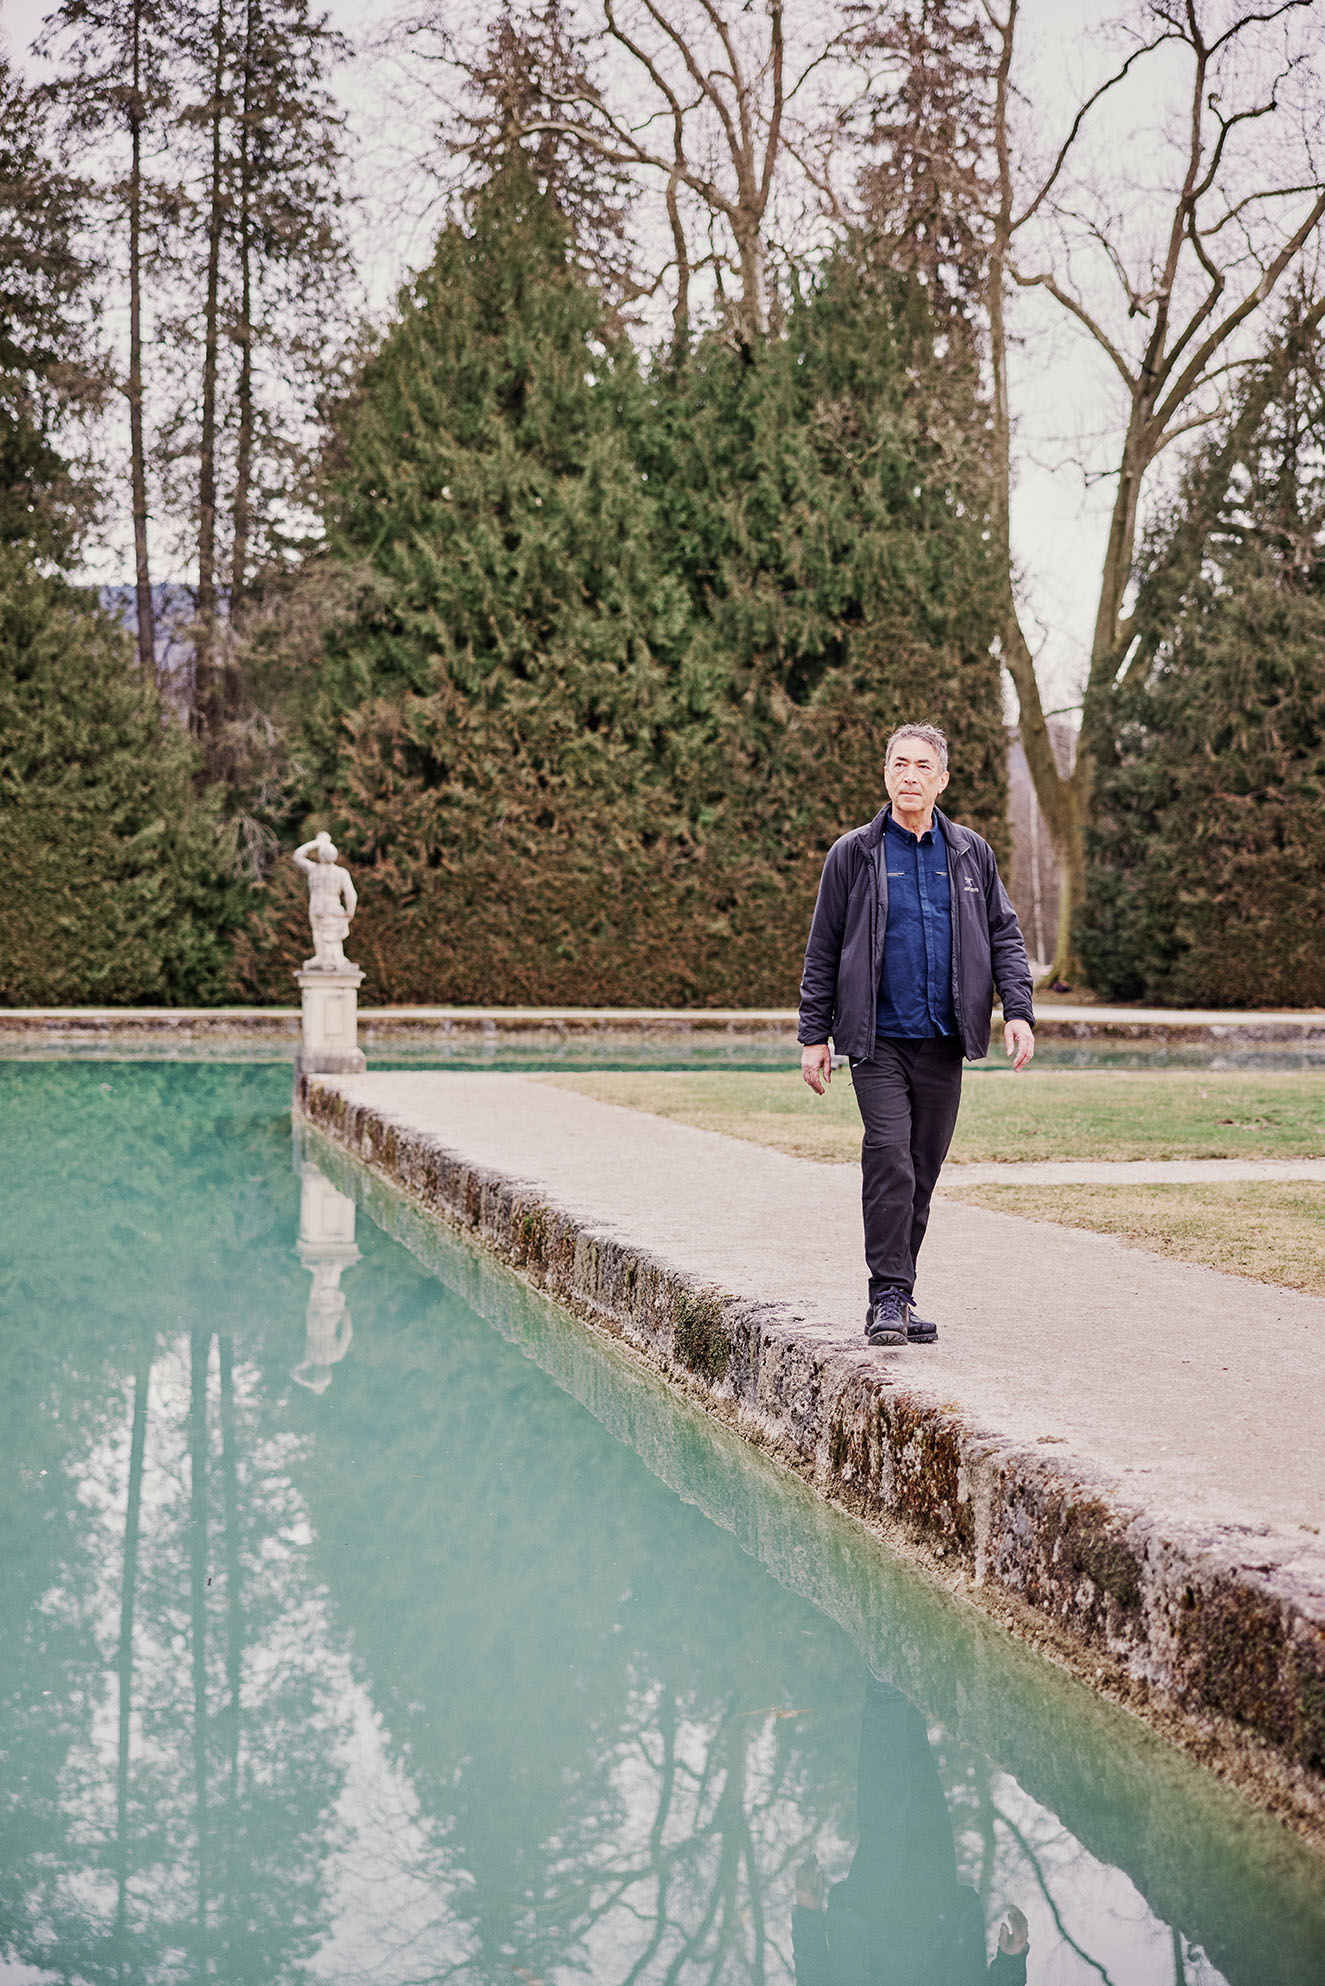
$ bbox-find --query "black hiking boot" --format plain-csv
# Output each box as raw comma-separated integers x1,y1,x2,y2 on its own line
864,1287,911,1347
907,1306,938,1344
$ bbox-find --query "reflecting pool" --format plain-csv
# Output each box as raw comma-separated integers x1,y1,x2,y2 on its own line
2,1061,1323,1985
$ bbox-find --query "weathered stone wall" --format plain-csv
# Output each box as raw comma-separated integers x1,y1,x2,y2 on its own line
299,1073,1325,1844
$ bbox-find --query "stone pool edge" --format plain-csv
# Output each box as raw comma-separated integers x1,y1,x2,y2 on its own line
5,1001,1325,1045
297,1072,1325,1848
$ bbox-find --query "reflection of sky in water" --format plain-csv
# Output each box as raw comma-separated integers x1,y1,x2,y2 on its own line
1,1063,1322,1985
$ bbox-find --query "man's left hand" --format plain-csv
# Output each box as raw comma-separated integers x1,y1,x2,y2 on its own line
1005,1020,1035,1072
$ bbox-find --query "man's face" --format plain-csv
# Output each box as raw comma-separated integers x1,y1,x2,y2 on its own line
884,735,949,821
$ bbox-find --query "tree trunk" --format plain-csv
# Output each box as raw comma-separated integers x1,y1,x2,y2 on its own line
731,209,766,349
229,0,255,618
127,0,155,678
196,0,227,733
986,0,1078,984
665,153,689,357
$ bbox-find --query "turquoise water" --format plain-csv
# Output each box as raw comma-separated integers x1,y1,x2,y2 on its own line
2,1062,1323,1985
5,1035,1324,1071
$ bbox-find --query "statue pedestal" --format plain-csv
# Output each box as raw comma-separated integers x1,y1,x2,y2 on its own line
295,964,366,1078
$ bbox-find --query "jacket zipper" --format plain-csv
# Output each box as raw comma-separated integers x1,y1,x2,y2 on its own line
948,840,965,1046
872,835,887,995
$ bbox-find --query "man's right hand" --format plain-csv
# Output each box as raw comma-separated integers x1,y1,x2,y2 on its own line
801,1043,833,1095
998,1907,1029,1956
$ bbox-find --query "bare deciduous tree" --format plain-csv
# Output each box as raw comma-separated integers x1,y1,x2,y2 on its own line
983,0,1325,982
432,2,640,321
402,1,856,352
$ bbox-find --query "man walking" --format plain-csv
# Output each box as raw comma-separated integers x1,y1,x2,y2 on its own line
798,725,1035,1348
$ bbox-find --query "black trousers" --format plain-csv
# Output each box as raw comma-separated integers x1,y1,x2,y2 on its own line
850,1036,964,1300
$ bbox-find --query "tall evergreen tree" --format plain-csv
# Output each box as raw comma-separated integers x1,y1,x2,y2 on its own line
450,0,637,319
244,157,693,1003
848,0,993,327
1080,321,1325,1007
645,235,1006,924
0,550,250,1002
0,55,105,563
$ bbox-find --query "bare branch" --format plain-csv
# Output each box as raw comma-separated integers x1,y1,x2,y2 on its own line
1201,182,1325,236
518,110,735,219
1152,188,1325,429
1151,403,1226,455
603,1,687,128
786,27,855,105
1208,0,1315,58
632,0,744,174
1009,266,1136,388
1076,212,1154,316
1191,68,1298,204
780,128,848,226
692,0,748,142
1011,31,1182,234
759,0,783,212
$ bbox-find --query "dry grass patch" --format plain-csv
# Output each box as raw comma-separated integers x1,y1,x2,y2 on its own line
533,1068,1325,1164
531,1069,860,1162
938,1183,1325,1296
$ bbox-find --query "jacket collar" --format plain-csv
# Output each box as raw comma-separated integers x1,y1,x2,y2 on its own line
935,805,972,854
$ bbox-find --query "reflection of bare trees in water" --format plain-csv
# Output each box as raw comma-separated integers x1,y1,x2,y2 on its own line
557,1693,824,1984
320,1685,834,1986
9,1327,352,1985
935,1734,1227,1986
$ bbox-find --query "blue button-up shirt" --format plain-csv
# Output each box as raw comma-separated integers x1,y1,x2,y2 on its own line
876,811,955,1038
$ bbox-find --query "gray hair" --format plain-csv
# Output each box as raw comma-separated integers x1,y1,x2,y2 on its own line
885,722,949,773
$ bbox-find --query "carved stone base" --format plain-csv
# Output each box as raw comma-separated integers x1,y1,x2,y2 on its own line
295,964,366,1077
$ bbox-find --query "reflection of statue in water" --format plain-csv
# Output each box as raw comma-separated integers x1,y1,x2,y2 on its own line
293,1161,360,1395
293,832,357,971
792,1676,1029,1985
294,1259,354,1396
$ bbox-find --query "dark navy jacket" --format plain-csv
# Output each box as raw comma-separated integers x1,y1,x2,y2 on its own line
797,806,1034,1062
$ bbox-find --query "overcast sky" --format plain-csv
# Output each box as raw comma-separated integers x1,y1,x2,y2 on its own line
4,0,1320,713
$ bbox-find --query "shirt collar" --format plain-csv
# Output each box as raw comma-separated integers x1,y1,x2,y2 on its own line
885,807,938,846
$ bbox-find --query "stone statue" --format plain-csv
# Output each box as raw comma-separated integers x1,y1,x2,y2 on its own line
292,1261,354,1395
294,832,357,971
293,1160,359,1395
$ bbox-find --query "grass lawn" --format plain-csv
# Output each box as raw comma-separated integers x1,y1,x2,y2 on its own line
532,1069,1325,1295
938,1182,1325,1297
533,1068,1325,1163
